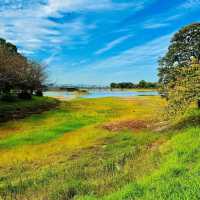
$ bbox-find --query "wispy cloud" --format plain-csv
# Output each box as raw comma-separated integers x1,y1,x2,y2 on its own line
1,0,198,85
142,6,187,31
55,33,173,85
0,0,137,54
181,0,200,8
144,22,169,29
0,11,90,53
95,35,132,55
42,0,141,14
141,1,194,31
87,33,173,71
42,52,59,66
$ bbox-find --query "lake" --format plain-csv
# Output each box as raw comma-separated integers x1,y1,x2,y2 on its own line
44,90,158,100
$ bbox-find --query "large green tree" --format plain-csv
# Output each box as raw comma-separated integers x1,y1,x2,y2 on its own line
158,23,200,97
167,57,200,115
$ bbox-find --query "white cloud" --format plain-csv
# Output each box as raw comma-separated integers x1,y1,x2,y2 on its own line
42,0,143,15
58,33,173,84
144,23,169,29
166,14,183,21
141,0,199,31
18,49,34,55
87,33,173,71
0,0,138,55
181,0,200,8
0,11,92,54
143,13,183,30
95,35,132,55
42,53,58,66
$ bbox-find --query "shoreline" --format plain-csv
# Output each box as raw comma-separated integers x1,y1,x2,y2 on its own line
44,89,159,100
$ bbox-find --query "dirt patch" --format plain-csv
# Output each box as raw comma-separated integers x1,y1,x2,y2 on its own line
152,121,170,132
147,139,166,150
103,120,150,132
0,101,59,123
68,145,103,161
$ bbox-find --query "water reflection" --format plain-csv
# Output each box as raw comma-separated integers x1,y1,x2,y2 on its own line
44,90,158,100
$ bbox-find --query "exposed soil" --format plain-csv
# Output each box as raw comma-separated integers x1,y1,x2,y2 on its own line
103,120,151,132
152,121,170,132
147,139,166,150
0,101,59,123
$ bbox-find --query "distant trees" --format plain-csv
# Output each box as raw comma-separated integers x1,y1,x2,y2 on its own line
158,23,200,115
0,38,46,101
110,80,158,89
111,82,134,89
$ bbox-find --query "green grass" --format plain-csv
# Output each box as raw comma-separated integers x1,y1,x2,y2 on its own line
79,109,200,200
0,96,200,199
101,128,200,200
0,98,137,148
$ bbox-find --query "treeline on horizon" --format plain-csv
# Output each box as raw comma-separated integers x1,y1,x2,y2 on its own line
0,38,45,101
110,80,158,89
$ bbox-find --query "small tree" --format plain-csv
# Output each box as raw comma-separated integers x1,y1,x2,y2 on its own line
17,60,46,99
29,61,46,96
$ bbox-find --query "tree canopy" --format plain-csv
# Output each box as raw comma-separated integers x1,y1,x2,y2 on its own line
158,23,200,96
0,38,46,100
158,23,200,115
167,57,200,115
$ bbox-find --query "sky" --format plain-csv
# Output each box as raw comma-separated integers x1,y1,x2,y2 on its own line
0,0,200,86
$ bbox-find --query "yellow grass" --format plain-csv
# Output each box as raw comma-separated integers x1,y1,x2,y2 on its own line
0,96,166,199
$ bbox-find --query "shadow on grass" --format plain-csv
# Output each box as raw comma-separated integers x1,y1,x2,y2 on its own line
172,109,200,130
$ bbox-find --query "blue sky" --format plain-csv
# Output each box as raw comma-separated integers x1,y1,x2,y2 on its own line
0,0,200,85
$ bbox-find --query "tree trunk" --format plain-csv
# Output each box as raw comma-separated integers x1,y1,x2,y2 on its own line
198,100,200,109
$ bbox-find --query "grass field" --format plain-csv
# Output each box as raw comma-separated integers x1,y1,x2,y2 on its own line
0,96,199,200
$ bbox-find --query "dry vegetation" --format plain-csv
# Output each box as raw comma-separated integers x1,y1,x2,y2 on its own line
0,96,166,199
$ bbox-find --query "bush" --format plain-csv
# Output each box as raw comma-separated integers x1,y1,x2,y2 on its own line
1,94,17,102
18,92,32,100
35,90,43,97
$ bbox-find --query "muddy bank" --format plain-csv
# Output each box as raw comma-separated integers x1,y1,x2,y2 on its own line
103,120,151,132
0,98,59,123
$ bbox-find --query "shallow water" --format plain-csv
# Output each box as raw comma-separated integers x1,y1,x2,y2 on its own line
44,90,158,99
44,91,72,98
